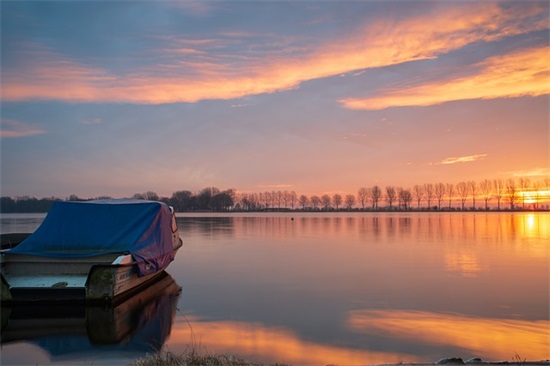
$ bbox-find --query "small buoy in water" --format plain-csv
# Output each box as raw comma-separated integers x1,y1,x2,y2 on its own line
291,217,294,221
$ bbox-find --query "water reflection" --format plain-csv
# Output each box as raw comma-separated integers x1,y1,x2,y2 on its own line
174,212,549,363
347,309,550,361
2,212,549,364
166,315,421,365
0,273,181,365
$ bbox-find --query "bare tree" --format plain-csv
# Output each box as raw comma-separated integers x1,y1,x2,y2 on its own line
310,195,321,209
332,194,343,210
424,183,435,209
493,179,504,210
506,178,518,210
385,186,396,209
413,184,424,209
357,187,369,210
446,183,455,210
282,191,290,209
469,181,478,210
456,181,469,210
345,194,356,210
519,177,531,209
398,188,412,210
243,193,259,211
533,180,542,210
371,185,382,210
299,194,309,209
271,191,277,209
275,191,283,209
479,179,493,211
289,191,297,210
321,194,332,210
263,191,273,210
435,183,446,210
134,191,160,201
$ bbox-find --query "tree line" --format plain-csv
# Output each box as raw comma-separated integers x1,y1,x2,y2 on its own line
0,187,235,213
1,178,548,213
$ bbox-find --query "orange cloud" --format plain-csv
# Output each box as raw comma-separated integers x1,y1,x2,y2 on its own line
340,46,550,110
166,316,419,365
437,154,488,165
347,309,550,361
1,3,547,104
0,118,46,138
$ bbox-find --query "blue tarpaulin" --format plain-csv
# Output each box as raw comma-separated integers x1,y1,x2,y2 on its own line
8,199,177,276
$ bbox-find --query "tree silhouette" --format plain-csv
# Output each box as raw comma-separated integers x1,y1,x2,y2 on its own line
321,194,331,210
413,184,424,209
385,186,396,209
371,185,382,210
345,194,356,210
357,187,368,210
456,182,469,210
332,194,342,210
435,183,445,210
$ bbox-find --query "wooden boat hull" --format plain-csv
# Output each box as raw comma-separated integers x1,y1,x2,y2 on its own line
1,241,182,303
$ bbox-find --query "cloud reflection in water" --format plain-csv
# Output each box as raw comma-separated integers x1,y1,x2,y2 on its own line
165,315,421,365
347,309,550,361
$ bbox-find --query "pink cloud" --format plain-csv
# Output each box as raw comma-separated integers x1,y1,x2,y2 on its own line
1,3,547,105
0,118,46,138
340,46,550,110
437,154,488,165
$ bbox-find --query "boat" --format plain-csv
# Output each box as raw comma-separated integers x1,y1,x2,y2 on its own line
0,199,183,303
1,272,181,363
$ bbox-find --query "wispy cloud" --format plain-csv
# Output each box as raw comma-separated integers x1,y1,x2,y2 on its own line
509,167,550,177
0,118,46,138
82,117,102,125
2,44,115,103
436,154,488,165
257,184,294,189
339,46,549,110
1,3,547,104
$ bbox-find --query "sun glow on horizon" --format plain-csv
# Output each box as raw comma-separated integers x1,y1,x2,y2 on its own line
520,189,550,205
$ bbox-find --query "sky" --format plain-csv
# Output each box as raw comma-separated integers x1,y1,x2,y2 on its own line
1,0,549,199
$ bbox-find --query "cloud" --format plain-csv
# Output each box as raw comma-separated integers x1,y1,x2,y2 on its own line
1,44,115,103
0,118,46,138
256,184,294,189
437,154,488,165
340,46,550,110
1,3,547,104
82,117,102,125
509,167,550,177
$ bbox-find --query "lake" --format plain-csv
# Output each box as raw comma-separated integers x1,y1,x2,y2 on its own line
1,212,549,365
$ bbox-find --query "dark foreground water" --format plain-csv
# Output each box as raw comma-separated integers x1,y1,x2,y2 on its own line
1,212,549,365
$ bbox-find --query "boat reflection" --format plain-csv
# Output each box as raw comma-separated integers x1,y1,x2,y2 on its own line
1,272,181,363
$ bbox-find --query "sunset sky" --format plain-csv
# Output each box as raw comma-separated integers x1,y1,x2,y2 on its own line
1,1,548,199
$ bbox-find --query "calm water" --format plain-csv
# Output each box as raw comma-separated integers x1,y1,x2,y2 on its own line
1,212,549,365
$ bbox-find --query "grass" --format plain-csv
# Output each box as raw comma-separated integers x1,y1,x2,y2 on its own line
129,350,290,366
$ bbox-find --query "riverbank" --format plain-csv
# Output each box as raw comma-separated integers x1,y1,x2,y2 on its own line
130,352,549,366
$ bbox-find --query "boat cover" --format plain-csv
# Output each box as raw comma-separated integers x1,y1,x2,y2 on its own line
8,199,177,276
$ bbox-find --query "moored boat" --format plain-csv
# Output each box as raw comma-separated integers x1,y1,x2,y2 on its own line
0,199,182,303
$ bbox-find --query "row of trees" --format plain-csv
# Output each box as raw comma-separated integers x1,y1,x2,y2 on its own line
1,178,548,213
237,178,548,211
0,187,236,213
